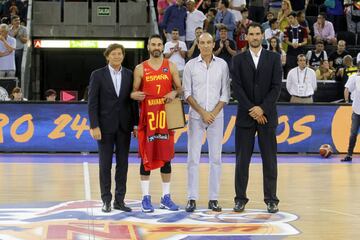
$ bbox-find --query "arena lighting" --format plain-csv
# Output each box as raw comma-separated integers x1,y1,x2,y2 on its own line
33,39,145,49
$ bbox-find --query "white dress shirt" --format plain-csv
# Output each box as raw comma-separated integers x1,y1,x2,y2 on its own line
345,74,360,115
286,66,317,97
108,65,122,96
183,55,230,119
249,47,262,69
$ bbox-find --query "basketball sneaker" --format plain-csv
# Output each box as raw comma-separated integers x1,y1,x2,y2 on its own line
141,195,154,212
160,194,179,211
341,156,352,162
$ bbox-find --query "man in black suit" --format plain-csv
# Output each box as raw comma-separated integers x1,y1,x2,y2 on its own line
231,22,282,213
88,44,139,213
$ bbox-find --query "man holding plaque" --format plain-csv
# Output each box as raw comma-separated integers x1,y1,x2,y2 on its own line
131,34,182,213
183,32,230,212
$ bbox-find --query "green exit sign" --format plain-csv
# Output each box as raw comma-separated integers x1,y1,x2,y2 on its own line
97,6,111,16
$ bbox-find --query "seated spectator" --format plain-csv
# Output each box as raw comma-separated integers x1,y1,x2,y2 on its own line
187,27,202,59
164,28,187,80
278,0,292,32
329,40,349,71
0,23,16,78
286,54,317,103
9,15,27,79
185,0,207,48
214,0,236,41
268,36,286,66
297,11,311,44
264,18,282,47
313,12,337,45
316,60,335,80
213,24,237,70
206,8,217,37
337,55,358,83
306,40,328,70
262,11,275,31
10,86,27,101
45,89,57,101
235,7,252,52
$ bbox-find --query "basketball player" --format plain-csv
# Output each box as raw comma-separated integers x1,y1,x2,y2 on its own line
131,34,183,212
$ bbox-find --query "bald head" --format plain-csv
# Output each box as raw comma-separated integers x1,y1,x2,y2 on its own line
198,32,215,57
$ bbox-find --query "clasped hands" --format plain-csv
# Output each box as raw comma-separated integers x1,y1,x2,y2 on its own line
249,106,267,125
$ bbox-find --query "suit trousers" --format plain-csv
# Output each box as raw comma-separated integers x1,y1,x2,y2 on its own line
97,129,131,203
187,116,224,200
235,125,279,205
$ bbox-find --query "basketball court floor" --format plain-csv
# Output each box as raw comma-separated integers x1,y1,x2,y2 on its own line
0,153,359,239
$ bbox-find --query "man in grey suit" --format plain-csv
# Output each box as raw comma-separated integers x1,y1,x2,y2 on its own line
231,22,282,213
88,44,139,213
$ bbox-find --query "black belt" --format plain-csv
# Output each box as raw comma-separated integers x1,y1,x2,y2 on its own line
292,95,312,99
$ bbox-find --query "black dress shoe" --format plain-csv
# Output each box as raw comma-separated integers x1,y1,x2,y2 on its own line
102,202,111,213
267,202,279,213
233,201,245,212
113,201,132,212
208,200,222,212
185,200,196,212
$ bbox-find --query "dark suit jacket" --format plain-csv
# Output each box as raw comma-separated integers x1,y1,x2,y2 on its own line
88,66,139,134
231,49,282,128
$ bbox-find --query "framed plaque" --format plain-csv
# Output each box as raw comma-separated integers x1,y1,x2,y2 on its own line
165,98,186,130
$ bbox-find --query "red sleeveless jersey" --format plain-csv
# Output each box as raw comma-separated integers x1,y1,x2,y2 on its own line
138,59,174,171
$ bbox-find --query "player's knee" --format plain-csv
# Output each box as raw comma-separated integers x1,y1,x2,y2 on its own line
160,162,171,174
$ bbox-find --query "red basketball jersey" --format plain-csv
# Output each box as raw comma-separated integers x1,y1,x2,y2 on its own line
138,59,174,171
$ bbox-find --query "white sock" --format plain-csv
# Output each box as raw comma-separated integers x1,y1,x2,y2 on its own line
141,180,150,197
162,182,170,197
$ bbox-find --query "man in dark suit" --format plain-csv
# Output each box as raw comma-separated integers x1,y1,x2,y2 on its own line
88,43,139,213
231,22,282,213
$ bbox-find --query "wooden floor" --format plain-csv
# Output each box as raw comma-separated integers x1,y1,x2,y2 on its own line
0,154,360,239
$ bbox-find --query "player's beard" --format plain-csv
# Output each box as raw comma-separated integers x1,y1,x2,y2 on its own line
151,50,162,58
249,40,261,48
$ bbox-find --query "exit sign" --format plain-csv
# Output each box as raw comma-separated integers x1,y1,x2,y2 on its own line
97,6,111,16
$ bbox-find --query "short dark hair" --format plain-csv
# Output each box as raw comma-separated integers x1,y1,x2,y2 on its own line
269,18,278,25
220,0,229,8
319,12,327,18
148,34,163,43
218,24,228,32
11,15,20,22
297,54,306,60
246,22,264,34
195,26,203,31
240,7,248,13
296,11,305,18
171,28,179,32
103,43,125,58
209,8,217,16
288,11,297,18
267,11,274,17
316,40,324,45
45,89,56,97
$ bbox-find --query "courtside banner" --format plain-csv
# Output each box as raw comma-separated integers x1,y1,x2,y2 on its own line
0,102,354,153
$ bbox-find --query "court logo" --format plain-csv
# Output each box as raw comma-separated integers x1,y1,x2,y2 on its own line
0,200,299,239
